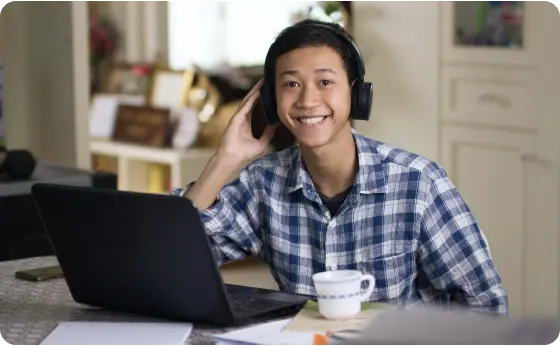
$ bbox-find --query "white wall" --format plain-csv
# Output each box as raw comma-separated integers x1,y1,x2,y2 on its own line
352,2,440,162
0,3,6,144
1,1,90,169
167,1,225,69
167,1,316,69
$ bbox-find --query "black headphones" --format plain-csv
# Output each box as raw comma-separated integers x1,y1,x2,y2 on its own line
260,22,373,124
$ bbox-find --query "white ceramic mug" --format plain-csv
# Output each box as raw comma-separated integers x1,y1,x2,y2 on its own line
312,270,375,320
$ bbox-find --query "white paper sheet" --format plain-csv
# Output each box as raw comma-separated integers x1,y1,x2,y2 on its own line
89,94,145,138
211,319,315,345
40,321,193,345
172,107,199,149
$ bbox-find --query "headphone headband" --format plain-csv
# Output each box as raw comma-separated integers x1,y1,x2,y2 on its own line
295,22,365,80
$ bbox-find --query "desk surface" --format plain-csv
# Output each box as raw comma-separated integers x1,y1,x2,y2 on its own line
0,256,271,345
0,162,93,197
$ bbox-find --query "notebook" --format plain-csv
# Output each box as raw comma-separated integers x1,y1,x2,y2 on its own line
284,300,393,333
40,322,193,345
212,319,314,345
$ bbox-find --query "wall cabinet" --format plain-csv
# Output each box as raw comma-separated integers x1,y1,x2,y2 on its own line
353,1,560,316
441,125,537,315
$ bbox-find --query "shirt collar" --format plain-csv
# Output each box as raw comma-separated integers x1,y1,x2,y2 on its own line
286,129,388,197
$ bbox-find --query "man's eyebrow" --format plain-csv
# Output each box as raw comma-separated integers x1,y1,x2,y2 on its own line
279,69,298,77
315,68,336,75
279,68,337,77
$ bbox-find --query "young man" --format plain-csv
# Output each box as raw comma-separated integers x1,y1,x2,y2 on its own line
172,20,508,314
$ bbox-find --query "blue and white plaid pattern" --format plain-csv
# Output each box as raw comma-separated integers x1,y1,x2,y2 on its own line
179,131,508,314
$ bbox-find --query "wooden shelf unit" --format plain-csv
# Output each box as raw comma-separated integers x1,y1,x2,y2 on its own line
90,139,215,194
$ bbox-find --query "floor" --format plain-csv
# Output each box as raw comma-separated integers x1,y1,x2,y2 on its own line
219,256,279,290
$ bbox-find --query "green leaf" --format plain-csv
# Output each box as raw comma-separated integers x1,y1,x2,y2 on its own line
322,1,340,16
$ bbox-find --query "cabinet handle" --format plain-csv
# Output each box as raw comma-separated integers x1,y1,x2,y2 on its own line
478,92,511,109
521,153,537,161
521,153,555,169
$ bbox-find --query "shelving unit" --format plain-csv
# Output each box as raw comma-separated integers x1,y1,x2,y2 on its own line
90,139,215,193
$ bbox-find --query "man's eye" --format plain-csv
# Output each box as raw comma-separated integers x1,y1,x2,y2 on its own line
319,80,332,86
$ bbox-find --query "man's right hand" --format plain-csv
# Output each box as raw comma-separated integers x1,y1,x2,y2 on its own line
215,78,278,165
185,79,278,211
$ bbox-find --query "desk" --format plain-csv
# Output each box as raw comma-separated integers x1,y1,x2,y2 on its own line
0,256,273,345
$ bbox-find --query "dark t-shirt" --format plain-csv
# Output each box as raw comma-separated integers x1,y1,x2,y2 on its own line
318,186,352,217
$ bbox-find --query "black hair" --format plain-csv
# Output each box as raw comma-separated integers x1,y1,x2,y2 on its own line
264,19,358,85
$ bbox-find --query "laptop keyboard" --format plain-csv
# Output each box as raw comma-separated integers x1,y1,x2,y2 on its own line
228,295,290,315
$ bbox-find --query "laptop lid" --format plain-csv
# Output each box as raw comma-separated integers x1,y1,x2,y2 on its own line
339,305,560,345
31,183,237,325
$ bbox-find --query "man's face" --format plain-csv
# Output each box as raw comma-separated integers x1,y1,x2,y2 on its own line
274,45,352,149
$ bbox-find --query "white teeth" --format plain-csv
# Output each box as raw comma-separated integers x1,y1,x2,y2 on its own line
299,116,326,125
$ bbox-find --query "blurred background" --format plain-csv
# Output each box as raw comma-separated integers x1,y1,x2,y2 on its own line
0,1,559,318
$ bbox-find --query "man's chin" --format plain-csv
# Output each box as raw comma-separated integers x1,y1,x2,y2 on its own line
295,134,332,150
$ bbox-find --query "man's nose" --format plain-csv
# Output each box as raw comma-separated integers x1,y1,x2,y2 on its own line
296,85,321,108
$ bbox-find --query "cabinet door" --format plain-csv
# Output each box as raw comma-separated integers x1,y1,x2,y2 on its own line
441,125,537,315
441,65,537,131
441,1,538,66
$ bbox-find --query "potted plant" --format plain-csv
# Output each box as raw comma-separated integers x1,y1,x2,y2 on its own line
89,11,119,94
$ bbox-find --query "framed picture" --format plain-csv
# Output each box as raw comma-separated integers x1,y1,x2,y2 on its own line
149,68,196,109
112,105,171,147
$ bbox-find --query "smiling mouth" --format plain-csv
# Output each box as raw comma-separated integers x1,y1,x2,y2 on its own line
297,116,328,125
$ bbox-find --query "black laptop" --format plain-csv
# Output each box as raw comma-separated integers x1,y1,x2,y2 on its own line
31,183,311,326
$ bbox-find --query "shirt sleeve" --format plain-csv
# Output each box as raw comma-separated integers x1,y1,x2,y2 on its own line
418,168,509,314
178,167,264,266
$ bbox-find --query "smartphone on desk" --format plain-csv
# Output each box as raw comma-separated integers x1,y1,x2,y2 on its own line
15,265,64,282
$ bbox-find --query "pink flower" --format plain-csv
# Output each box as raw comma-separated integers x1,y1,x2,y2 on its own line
132,64,152,77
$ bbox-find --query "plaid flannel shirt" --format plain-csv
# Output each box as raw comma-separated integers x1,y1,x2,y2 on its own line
175,130,508,314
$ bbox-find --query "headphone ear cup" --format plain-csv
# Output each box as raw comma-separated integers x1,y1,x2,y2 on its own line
350,82,359,120
360,82,373,121
350,81,372,121
259,83,279,124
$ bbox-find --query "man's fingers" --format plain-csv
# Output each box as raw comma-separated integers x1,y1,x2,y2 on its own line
230,89,261,126
228,79,265,128
239,89,261,116
249,78,265,96
258,124,278,145
240,78,264,105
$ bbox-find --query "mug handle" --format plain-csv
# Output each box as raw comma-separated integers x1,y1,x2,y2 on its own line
359,274,375,302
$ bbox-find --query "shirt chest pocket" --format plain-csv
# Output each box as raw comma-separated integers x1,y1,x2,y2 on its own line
357,251,415,303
